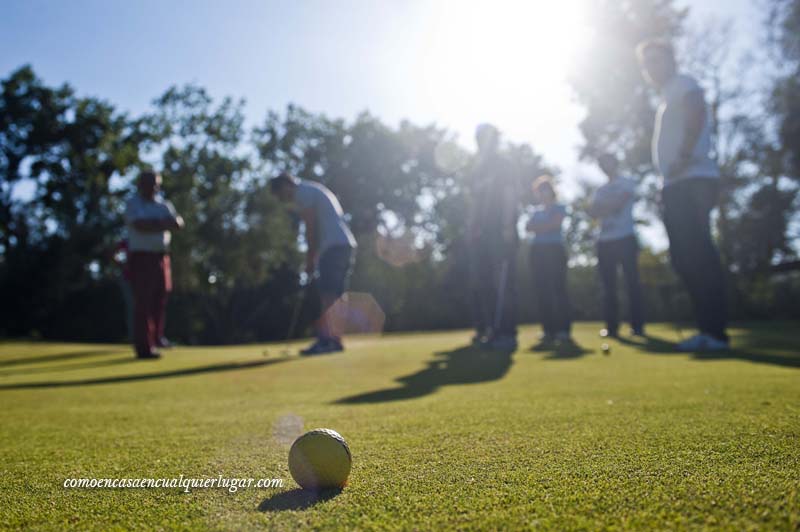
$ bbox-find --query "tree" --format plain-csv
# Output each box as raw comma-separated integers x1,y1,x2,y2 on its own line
0,66,148,338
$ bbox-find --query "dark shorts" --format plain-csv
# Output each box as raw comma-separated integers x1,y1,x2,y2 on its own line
318,246,354,298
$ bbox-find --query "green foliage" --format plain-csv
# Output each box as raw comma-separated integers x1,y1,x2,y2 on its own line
2,44,800,343
569,0,686,171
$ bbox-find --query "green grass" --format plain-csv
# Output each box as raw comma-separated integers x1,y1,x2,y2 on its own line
1,322,799,530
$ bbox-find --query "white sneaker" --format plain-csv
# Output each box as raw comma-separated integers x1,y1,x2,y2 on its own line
676,334,729,352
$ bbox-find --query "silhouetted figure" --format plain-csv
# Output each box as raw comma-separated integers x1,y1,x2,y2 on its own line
588,153,645,338
637,39,728,351
527,176,571,345
124,171,184,360
466,124,519,351
270,173,357,355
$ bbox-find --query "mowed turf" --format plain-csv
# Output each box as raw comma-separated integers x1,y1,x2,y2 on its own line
1,323,799,531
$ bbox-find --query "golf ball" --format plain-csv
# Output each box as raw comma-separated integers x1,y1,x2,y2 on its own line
601,343,611,355
288,428,351,490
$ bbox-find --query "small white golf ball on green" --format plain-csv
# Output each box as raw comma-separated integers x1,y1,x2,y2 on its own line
601,343,611,355
289,428,351,490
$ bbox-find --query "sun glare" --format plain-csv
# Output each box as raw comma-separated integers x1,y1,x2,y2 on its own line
422,1,587,148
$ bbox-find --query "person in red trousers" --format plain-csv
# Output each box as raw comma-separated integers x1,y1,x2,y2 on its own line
124,171,184,360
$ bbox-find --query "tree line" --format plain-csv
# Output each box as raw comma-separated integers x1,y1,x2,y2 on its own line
1,0,798,344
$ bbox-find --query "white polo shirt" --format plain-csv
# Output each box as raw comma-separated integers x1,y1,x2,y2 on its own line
593,177,637,242
125,194,178,253
294,180,357,256
652,73,720,186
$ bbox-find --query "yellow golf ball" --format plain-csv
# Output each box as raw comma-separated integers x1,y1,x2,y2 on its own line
289,428,352,490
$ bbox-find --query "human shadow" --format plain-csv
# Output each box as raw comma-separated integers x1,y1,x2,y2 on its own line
0,356,136,377
618,329,800,369
0,349,125,368
334,345,514,404
529,339,593,360
0,358,289,390
258,488,342,512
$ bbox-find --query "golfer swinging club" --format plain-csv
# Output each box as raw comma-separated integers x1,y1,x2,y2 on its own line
270,172,357,355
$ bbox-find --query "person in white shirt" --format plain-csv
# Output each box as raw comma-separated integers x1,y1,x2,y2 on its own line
637,38,728,351
124,171,184,359
270,173,357,355
588,153,645,338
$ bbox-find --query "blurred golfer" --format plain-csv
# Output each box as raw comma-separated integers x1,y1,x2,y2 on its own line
125,171,184,359
588,153,645,338
270,173,357,355
527,176,571,344
637,39,728,351
466,124,519,351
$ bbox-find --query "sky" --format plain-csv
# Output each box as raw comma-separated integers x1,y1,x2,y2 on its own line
1,0,760,248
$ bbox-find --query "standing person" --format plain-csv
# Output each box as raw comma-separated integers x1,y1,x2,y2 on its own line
527,176,571,344
269,173,357,355
125,171,184,360
588,153,645,338
466,123,519,351
637,39,728,351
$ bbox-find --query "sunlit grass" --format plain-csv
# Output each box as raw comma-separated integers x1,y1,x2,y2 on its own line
1,323,798,530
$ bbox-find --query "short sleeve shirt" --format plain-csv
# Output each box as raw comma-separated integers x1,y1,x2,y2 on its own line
125,194,178,252
530,203,567,245
652,73,720,185
593,177,637,242
294,180,357,255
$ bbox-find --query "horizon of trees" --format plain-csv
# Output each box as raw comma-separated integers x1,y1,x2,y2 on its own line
1,0,798,344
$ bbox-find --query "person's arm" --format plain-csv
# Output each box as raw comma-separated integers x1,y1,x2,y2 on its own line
526,208,565,234
668,89,707,179
132,203,184,232
132,218,178,232
588,188,634,219
300,208,318,275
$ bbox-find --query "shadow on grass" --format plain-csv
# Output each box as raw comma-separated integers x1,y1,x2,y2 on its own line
333,345,513,404
258,488,342,512
618,329,800,369
529,339,593,360
0,358,290,390
0,357,136,377
0,349,126,368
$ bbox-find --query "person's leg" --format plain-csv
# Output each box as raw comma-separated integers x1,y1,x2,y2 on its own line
619,235,645,334
130,253,157,358
692,180,727,341
469,242,490,340
597,240,619,336
310,246,354,350
552,244,572,336
153,255,171,346
663,180,727,342
494,245,518,340
531,246,554,337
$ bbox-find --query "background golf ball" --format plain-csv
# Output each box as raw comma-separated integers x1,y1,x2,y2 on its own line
289,428,351,490
601,343,611,355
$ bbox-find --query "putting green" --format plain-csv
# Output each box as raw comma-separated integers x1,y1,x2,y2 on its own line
1,322,798,530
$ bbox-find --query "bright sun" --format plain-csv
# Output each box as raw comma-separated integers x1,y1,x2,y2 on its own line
421,1,587,150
